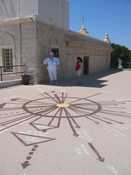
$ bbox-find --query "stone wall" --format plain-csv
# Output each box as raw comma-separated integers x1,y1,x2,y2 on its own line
36,22,66,83
0,18,112,83
0,0,69,30
0,19,38,82
36,21,112,83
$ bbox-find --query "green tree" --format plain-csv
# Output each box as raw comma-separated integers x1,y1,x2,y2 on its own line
111,43,131,68
128,51,131,68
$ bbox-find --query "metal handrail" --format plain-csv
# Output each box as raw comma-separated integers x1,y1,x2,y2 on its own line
0,65,25,81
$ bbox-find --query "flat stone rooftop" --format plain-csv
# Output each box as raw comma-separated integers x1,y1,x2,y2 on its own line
0,70,131,175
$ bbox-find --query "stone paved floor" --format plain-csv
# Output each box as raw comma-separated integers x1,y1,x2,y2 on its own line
0,70,131,175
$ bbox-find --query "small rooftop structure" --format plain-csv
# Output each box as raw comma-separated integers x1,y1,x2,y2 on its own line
79,25,89,36
104,33,111,44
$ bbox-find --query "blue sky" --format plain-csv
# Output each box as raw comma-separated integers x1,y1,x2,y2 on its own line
69,0,131,49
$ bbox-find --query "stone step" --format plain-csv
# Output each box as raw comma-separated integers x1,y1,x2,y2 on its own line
0,79,22,89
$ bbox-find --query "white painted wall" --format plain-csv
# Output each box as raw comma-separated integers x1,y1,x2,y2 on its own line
19,0,38,17
38,0,69,29
0,0,38,19
0,0,69,29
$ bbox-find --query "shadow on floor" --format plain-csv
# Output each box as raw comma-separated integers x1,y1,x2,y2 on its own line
41,70,122,88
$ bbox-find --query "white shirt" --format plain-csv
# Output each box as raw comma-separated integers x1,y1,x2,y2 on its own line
43,57,60,70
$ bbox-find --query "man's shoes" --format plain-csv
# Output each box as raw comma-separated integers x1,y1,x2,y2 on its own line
49,80,58,85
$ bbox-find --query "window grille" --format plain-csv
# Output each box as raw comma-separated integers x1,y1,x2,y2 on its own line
2,48,13,72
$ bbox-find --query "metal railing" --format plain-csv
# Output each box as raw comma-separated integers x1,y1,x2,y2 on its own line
0,65,25,81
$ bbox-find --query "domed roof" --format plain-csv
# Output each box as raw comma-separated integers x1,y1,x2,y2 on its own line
79,25,89,36
104,33,111,44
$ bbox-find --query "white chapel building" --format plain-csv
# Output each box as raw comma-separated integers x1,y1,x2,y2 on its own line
0,0,112,83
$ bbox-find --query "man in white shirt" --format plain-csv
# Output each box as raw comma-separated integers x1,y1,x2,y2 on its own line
43,51,60,84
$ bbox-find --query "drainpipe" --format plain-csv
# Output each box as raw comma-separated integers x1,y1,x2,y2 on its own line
18,0,23,65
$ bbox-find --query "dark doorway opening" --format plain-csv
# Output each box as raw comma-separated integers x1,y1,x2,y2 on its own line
83,56,89,75
51,48,59,57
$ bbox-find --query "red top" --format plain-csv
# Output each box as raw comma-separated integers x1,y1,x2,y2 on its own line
75,63,81,71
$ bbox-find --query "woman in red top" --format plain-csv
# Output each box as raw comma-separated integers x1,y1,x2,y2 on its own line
75,57,83,77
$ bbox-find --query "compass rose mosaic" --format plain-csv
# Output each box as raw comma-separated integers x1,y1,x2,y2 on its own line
0,92,131,169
